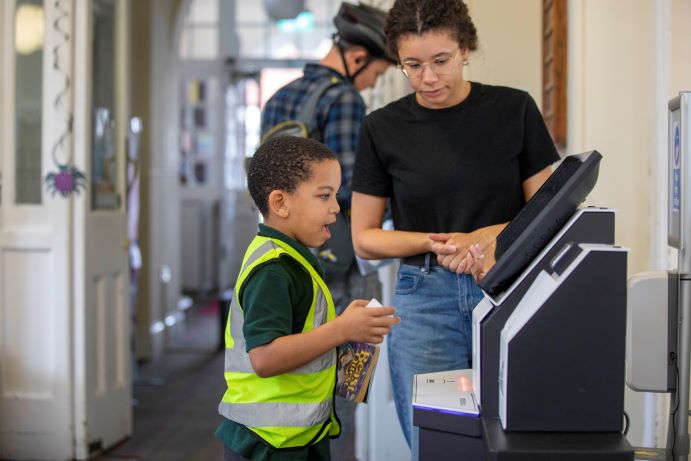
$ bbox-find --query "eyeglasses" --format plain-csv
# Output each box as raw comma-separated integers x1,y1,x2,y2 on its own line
398,49,462,80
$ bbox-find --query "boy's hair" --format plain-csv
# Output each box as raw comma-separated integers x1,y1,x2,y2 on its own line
248,136,337,216
385,0,478,60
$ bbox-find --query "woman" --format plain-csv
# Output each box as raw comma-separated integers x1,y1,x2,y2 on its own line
350,0,560,457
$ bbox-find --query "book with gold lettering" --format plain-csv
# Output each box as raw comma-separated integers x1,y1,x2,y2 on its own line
335,341,380,403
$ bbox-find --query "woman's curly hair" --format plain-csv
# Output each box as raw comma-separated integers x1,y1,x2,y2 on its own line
385,0,478,61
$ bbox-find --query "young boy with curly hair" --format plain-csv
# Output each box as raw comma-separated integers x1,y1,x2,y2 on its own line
216,136,399,461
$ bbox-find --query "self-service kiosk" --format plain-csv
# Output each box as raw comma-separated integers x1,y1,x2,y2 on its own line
413,150,634,460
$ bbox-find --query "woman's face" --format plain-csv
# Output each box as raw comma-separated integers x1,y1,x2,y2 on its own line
396,30,470,109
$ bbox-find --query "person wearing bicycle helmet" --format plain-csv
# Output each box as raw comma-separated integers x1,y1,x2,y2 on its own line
262,2,395,211
332,2,395,86
257,3,395,461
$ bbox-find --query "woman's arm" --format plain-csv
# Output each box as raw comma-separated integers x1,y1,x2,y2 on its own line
523,166,552,200
351,192,453,260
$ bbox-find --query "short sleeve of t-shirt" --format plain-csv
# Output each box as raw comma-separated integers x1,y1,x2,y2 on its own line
239,256,314,352
519,95,559,181
240,265,293,351
353,119,392,198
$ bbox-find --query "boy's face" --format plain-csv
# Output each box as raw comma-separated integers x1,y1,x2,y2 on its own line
280,159,341,248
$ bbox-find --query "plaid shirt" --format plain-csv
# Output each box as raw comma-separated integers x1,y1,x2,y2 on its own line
261,64,366,211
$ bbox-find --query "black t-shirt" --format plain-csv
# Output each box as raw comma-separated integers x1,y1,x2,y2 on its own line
352,82,561,233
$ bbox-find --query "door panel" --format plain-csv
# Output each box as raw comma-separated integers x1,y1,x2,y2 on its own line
73,0,131,457
84,214,130,453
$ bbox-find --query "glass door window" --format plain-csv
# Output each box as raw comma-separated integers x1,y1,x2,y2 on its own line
14,0,45,204
91,0,119,209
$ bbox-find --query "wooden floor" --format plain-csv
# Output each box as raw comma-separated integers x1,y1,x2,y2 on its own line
94,299,226,461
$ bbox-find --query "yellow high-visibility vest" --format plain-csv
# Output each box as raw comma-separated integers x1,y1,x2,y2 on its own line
218,235,340,448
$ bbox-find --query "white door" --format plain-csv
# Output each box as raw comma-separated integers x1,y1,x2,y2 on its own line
0,1,75,459
72,0,131,457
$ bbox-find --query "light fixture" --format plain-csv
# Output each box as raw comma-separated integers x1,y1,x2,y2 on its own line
262,0,304,21
277,11,314,33
15,4,45,55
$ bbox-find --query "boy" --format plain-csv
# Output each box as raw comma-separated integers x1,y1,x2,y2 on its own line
216,136,399,461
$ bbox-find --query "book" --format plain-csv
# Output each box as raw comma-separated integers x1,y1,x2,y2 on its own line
336,341,380,403
335,299,385,403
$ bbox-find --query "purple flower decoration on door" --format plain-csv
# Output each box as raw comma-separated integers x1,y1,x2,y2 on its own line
45,164,87,197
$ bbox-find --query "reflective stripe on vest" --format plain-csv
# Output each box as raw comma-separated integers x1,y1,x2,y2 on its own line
218,236,340,448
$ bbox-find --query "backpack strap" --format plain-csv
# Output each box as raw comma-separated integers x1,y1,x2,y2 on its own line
296,76,342,139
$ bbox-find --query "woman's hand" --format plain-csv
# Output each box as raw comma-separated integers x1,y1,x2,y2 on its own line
428,225,503,275
428,232,476,273
467,243,495,282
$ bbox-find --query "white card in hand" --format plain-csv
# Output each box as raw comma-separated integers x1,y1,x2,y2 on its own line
366,298,392,317
367,298,383,308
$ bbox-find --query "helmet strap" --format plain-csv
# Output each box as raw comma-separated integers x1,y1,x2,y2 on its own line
350,56,374,82
336,39,373,85
336,41,353,82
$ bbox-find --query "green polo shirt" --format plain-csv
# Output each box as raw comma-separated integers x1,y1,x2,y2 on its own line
215,224,332,460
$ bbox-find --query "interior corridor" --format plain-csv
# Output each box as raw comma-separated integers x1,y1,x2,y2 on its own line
93,300,226,461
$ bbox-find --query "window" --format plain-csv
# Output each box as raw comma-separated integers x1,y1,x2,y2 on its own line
91,0,119,209
14,0,44,204
179,0,219,60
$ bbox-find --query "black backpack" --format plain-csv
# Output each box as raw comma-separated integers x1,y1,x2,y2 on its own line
261,76,355,281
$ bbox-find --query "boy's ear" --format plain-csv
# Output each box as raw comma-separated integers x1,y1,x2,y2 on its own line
268,190,290,218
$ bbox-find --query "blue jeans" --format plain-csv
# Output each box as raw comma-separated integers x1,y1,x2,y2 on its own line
389,263,483,460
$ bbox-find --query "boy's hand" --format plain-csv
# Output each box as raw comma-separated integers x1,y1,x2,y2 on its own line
337,299,399,344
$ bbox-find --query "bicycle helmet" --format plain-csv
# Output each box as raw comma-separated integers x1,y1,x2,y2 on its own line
334,2,396,64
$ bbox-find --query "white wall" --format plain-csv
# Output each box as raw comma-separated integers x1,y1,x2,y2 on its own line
466,0,542,105
669,1,691,97
568,0,654,276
